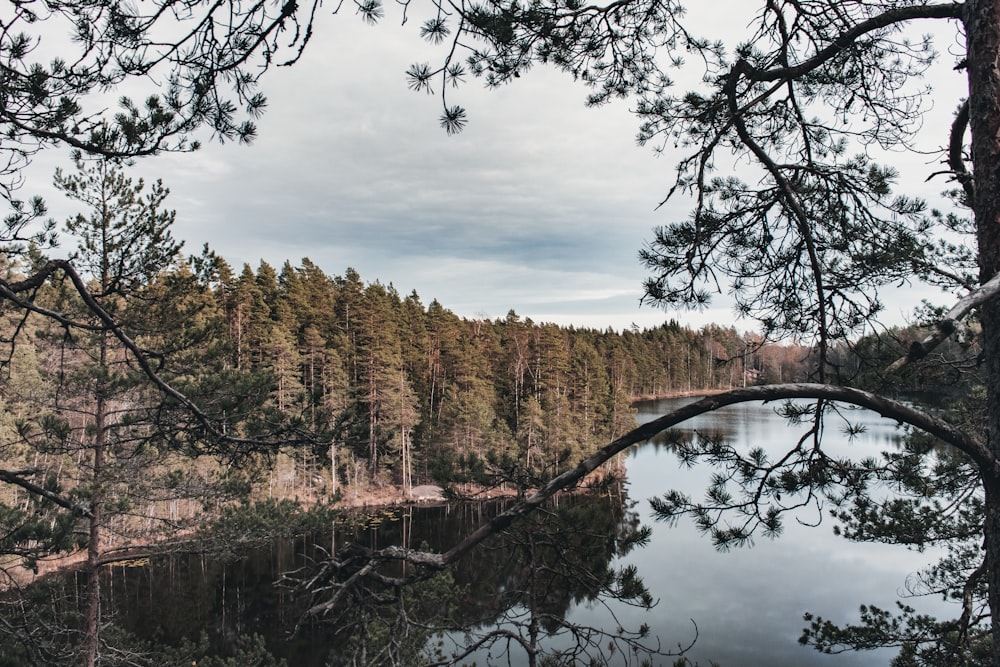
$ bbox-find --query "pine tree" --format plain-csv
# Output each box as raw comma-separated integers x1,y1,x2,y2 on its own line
50,158,182,667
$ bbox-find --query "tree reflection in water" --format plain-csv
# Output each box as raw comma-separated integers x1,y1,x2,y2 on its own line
305,478,680,666
11,478,678,666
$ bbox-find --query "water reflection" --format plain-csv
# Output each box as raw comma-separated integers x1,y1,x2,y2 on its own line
624,398,950,667
85,485,655,666
638,398,906,456
430,489,665,666
11,398,954,667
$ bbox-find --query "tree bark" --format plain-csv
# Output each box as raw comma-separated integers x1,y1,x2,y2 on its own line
964,1,1000,662
84,343,108,667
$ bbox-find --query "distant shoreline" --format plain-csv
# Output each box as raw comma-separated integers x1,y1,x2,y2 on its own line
631,388,729,402
7,387,734,589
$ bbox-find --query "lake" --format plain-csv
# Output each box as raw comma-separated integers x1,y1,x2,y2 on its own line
620,398,950,667
93,398,955,665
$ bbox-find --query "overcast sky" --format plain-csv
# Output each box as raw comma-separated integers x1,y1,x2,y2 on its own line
23,3,970,333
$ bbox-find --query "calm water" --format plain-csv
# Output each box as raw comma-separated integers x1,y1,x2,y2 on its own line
620,398,948,667
98,398,952,666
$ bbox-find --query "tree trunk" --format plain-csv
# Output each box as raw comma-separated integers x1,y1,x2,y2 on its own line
965,1,1000,662
330,439,337,496
369,357,378,476
84,343,108,667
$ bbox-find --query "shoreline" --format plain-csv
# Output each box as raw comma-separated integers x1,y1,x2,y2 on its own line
630,388,730,402
5,388,731,589
2,478,594,589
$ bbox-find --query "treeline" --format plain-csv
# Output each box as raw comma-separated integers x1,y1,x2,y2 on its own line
195,257,812,492
2,256,811,500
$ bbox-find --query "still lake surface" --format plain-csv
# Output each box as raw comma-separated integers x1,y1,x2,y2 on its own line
622,398,950,667
103,398,953,666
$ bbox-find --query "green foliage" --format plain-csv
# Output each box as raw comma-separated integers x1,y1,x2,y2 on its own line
0,0,344,201
0,159,283,666
201,260,806,491
191,634,288,667
0,501,79,571
800,602,992,666
55,158,182,297
0,605,288,667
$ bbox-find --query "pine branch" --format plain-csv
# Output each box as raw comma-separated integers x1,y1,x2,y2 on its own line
1,258,309,456
746,4,964,84
344,384,988,576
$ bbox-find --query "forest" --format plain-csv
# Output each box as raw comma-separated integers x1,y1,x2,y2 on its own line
0,158,829,665
7,0,1000,663
0,159,813,513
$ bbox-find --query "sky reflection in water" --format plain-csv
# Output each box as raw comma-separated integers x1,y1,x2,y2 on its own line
610,398,951,667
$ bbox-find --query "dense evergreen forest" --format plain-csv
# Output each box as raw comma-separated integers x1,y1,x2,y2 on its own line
0,162,816,667
1,232,812,510
214,259,817,491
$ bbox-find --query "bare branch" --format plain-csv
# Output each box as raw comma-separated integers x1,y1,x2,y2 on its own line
746,4,964,84
950,99,974,202
727,58,831,377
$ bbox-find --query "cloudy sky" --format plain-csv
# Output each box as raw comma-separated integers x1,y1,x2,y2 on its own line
24,2,969,332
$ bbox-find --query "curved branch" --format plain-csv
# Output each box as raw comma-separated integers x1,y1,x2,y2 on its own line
304,384,988,615
916,260,976,292
2,259,292,454
886,271,1000,372
746,4,964,84
4,261,221,428
955,558,987,644
429,384,990,568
